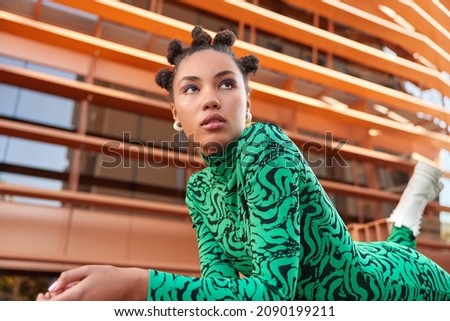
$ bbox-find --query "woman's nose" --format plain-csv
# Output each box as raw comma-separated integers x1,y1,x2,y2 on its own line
202,93,221,110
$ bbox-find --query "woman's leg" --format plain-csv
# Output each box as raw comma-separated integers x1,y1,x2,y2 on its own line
387,161,443,247
386,225,417,248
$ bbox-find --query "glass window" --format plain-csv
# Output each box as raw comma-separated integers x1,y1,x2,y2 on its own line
0,55,82,80
121,0,152,10
77,149,186,204
0,56,79,130
163,1,237,32
0,137,69,172
0,53,77,206
0,85,77,130
101,20,151,50
87,104,140,141
39,1,98,35
86,105,173,144
0,171,64,207
0,0,35,17
0,136,70,206
79,110,185,203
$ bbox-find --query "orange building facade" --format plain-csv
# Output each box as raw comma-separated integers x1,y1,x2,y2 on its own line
0,0,449,299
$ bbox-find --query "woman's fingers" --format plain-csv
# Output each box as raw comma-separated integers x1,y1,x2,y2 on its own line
36,291,53,301
36,293,47,301
47,265,97,296
36,265,148,300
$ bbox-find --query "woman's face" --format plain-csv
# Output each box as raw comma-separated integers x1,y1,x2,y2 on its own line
172,49,250,156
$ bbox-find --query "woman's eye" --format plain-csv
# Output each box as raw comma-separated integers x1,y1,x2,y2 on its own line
220,80,236,89
183,85,198,94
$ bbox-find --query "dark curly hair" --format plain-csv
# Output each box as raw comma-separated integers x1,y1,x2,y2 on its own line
155,26,259,102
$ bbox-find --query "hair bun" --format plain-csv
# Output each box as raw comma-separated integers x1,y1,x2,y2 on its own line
167,39,184,65
213,29,236,47
155,68,173,90
239,54,259,74
191,25,212,48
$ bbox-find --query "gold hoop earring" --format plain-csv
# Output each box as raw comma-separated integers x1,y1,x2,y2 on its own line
246,111,252,125
173,120,183,132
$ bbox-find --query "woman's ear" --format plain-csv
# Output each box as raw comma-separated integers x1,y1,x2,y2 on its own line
171,104,178,121
245,96,252,126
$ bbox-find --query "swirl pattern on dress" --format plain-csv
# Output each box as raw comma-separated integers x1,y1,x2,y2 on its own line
148,122,450,300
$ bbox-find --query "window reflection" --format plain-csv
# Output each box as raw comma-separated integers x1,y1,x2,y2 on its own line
121,0,152,10
80,106,186,204
0,56,78,130
0,136,71,206
0,56,76,206
0,137,69,172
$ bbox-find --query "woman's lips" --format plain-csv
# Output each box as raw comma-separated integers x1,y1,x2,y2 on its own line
201,113,226,130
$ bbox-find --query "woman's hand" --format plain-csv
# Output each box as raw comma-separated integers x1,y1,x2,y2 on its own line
36,265,149,301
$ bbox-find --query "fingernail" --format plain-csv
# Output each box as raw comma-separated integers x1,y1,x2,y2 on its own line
64,282,77,290
48,281,59,292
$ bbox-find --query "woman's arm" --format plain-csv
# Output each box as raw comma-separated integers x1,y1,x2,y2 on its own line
37,265,149,301
191,209,240,279
243,153,302,300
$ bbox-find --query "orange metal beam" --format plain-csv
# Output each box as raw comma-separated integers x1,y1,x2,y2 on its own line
284,129,415,171
182,0,450,96
4,107,449,180
335,0,450,69
3,61,450,151
0,63,171,119
368,0,450,55
0,101,432,181
45,1,450,126
239,42,450,128
0,183,189,217
0,104,450,177
0,118,203,168
51,0,195,42
285,0,450,72
418,0,450,30
320,180,448,212
0,10,167,72
1,176,448,214
250,82,450,151
4,5,448,170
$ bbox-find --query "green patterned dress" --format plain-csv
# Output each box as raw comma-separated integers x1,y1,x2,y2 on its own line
148,122,450,300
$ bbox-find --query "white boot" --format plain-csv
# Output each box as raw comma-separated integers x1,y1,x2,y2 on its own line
387,161,444,237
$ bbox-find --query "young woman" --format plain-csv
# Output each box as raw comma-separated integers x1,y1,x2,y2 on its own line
37,26,449,301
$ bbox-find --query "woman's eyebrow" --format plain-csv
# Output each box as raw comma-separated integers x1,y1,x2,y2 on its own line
178,75,199,85
177,70,235,86
214,70,235,78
